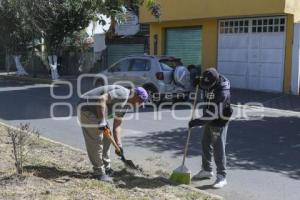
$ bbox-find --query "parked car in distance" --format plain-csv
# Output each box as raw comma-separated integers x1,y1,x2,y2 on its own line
93,55,192,103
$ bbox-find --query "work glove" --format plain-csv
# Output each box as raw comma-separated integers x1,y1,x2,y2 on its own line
189,118,206,128
115,146,124,157
194,76,202,86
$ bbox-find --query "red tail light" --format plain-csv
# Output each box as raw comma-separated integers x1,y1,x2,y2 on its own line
156,72,164,80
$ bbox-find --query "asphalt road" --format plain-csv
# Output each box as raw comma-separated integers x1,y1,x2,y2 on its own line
0,78,299,200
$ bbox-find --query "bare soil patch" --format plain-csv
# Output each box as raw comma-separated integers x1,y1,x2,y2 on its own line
0,125,222,200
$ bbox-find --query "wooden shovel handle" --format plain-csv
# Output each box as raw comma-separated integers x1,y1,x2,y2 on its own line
103,128,122,153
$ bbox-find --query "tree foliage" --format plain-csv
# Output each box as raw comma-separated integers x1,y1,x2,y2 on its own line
20,0,98,53
0,0,159,53
0,0,32,53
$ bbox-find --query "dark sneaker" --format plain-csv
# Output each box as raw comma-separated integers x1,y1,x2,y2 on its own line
105,168,115,177
94,174,113,183
193,170,214,180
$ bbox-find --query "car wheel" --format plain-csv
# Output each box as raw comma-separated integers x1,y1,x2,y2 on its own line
94,79,104,88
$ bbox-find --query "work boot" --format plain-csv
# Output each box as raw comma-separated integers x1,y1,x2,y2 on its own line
94,174,113,183
213,175,227,188
192,170,213,180
105,168,115,177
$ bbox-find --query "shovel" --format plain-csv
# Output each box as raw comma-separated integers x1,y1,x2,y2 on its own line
103,127,140,171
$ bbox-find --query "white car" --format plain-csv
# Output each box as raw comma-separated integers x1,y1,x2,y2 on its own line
93,55,192,103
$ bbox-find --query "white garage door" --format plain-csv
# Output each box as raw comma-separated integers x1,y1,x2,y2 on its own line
218,17,286,92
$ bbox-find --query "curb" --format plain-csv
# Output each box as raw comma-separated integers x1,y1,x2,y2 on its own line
232,104,300,116
0,120,85,154
0,75,53,84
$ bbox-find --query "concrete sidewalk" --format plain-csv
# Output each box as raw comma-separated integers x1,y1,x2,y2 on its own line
231,88,300,112
0,73,78,85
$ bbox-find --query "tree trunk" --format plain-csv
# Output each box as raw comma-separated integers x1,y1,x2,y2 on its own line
106,17,117,39
13,55,28,76
5,48,10,75
48,55,60,80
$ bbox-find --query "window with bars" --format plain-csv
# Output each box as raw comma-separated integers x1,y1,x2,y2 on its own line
220,20,249,34
252,17,285,33
140,24,150,35
220,17,286,34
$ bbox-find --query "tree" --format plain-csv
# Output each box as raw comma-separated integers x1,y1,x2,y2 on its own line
95,0,160,39
31,0,159,79
19,0,98,79
0,0,33,75
0,0,159,79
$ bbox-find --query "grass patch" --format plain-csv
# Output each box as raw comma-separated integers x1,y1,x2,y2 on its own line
0,124,222,200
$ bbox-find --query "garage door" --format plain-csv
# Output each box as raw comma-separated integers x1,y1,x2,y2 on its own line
218,17,286,92
165,27,202,66
107,43,145,67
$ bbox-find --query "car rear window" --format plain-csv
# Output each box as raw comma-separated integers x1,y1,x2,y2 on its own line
108,59,130,72
129,59,151,71
159,59,183,71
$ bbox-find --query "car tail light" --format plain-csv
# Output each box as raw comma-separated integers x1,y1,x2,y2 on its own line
156,72,164,80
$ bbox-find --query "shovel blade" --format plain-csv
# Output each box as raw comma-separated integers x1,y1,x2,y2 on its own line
121,157,139,170
125,160,139,170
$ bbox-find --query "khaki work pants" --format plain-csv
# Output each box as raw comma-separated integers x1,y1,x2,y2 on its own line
80,110,111,175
